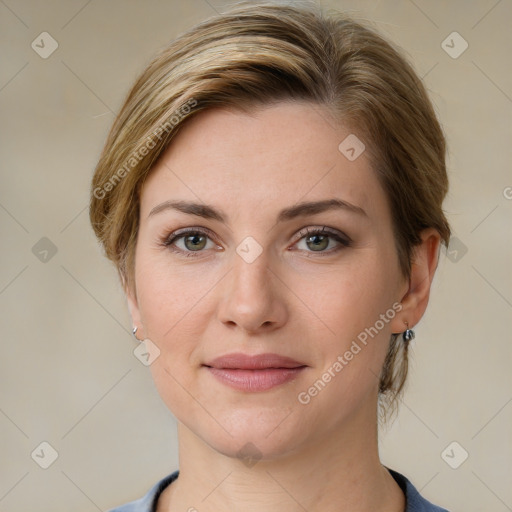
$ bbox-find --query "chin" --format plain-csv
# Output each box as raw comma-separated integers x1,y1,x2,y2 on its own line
195,406,316,462
208,430,305,464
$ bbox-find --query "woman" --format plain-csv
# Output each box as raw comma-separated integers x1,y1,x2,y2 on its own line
90,2,451,511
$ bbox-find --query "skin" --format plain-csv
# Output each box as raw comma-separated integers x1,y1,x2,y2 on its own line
126,101,441,512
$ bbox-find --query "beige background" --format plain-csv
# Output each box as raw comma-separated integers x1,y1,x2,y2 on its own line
1,0,511,510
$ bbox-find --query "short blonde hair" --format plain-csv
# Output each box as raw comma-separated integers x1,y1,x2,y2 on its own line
89,1,451,419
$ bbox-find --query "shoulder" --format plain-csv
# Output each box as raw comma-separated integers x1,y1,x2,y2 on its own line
106,470,179,512
387,468,451,512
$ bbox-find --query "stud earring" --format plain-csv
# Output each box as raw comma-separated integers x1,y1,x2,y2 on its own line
403,321,415,343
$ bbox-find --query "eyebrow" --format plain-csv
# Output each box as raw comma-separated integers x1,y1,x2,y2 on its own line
148,198,367,222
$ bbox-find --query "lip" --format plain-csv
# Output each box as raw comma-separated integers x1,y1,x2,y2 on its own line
205,352,306,370
203,353,307,392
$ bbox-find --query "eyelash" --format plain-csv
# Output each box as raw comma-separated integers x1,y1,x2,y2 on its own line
159,226,352,258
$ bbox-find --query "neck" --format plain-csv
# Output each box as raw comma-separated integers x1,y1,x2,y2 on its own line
158,402,405,512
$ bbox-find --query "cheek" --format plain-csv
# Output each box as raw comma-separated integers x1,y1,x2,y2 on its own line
135,262,212,415
299,253,397,329
293,272,397,425
135,255,218,338
136,238,399,358
133,262,211,407
297,253,400,380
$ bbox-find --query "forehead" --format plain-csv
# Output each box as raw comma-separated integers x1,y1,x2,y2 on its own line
140,101,388,224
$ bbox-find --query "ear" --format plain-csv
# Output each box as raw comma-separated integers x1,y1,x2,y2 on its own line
390,228,442,334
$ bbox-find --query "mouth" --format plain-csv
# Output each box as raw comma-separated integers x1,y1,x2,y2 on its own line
203,352,307,392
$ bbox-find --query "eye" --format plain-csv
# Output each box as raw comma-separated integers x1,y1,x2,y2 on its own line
292,226,351,255
161,227,219,257
160,226,351,258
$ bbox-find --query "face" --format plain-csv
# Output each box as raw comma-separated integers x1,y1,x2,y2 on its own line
128,101,410,460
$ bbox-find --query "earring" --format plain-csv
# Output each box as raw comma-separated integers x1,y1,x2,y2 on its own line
403,321,415,343
132,326,141,341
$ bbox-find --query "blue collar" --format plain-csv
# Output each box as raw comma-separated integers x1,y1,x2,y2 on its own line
107,467,450,512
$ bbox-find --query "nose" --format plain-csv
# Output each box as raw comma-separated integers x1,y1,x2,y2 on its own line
216,249,288,335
